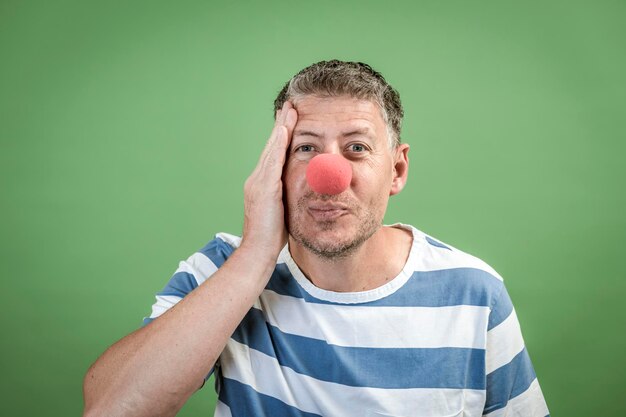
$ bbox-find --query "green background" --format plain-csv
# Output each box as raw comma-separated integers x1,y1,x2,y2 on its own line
1,0,624,415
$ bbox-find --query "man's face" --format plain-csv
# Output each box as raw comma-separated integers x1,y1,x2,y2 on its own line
283,95,408,259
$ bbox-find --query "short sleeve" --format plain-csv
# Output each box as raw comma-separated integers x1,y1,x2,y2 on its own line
482,284,549,417
141,234,238,381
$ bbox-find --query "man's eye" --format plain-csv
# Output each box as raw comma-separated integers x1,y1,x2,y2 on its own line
296,145,315,152
348,143,366,152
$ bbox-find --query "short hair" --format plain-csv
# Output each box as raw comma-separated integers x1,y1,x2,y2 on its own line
274,60,404,147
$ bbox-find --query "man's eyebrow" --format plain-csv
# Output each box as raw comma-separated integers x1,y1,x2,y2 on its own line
293,129,322,138
292,127,374,138
342,128,373,138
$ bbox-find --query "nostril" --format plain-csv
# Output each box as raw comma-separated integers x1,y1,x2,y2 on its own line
305,154,352,195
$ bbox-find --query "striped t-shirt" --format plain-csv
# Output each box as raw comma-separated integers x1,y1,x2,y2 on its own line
144,224,549,417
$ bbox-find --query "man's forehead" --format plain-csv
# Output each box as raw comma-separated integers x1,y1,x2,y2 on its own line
292,95,384,129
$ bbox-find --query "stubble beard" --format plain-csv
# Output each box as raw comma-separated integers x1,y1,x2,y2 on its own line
287,192,382,261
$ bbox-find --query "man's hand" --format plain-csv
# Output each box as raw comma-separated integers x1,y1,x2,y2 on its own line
83,102,299,417
242,101,297,257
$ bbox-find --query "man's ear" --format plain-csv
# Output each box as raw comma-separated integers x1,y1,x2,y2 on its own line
390,143,410,196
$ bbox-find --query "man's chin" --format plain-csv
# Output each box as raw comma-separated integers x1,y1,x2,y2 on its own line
298,236,361,260
289,226,378,261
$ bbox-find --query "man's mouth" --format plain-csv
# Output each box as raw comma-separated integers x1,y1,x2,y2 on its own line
307,202,349,221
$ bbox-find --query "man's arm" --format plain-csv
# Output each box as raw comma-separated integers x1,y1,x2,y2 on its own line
482,284,549,417
82,102,298,417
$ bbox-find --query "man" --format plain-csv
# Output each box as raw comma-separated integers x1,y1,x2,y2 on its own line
83,60,549,417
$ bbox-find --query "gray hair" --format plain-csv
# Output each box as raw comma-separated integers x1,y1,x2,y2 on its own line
274,60,404,147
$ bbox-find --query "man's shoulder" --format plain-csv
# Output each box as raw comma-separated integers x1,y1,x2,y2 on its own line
163,233,242,285
196,232,242,264
393,224,507,309
402,223,504,283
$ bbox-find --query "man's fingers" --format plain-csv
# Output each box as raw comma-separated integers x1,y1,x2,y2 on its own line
265,125,289,169
272,107,297,165
274,101,291,127
278,101,292,125
265,102,290,152
260,102,296,168
284,107,297,134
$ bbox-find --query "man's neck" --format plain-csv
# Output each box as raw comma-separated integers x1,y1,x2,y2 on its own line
287,225,413,293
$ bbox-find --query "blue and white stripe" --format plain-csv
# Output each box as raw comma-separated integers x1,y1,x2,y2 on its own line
144,225,549,417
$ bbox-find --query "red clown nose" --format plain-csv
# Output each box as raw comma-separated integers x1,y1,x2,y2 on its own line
305,154,352,195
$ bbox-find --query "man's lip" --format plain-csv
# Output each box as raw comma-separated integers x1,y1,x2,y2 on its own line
307,205,349,221
307,202,349,210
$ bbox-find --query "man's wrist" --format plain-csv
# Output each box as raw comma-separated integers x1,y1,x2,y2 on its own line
233,240,282,278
